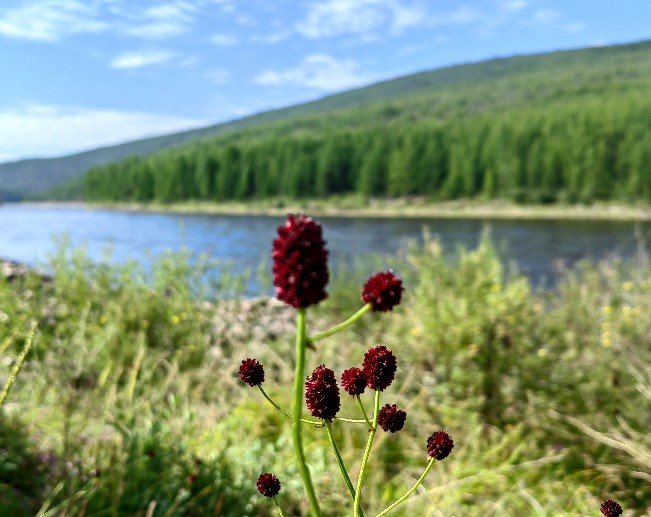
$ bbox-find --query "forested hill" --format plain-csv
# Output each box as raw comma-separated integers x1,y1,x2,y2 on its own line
29,40,651,202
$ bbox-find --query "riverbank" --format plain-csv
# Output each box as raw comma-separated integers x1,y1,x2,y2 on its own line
21,198,651,221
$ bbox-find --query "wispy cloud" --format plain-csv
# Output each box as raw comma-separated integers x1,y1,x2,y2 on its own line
110,50,176,69
0,104,208,161
563,21,585,33
0,0,106,42
122,1,197,39
534,9,561,24
209,33,238,46
0,0,203,42
255,54,374,92
500,0,529,12
296,0,426,40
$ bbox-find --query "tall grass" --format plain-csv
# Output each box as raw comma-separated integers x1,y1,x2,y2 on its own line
0,237,648,515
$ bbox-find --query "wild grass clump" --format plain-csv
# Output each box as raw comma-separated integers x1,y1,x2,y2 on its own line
0,231,648,515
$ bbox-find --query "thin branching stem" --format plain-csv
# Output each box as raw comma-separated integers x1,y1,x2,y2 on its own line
258,386,322,425
0,320,37,407
353,389,380,517
324,420,360,508
375,458,436,517
356,395,373,429
258,386,367,426
291,309,322,516
308,304,372,344
273,496,285,517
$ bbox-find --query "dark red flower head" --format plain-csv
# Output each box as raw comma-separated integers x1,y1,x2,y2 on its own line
272,214,329,308
341,367,367,396
362,345,397,391
362,271,404,312
427,431,454,460
256,473,281,497
600,499,623,517
239,358,264,386
377,404,407,433
305,365,340,420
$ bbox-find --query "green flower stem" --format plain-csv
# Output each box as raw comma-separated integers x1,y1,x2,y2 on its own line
324,421,359,506
258,386,366,426
0,320,37,407
292,308,322,517
273,496,285,517
356,395,373,429
258,386,322,425
353,389,380,517
336,417,367,424
308,304,372,344
375,458,436,517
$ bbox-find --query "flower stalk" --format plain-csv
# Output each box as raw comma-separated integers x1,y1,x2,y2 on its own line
375,458,436,517
353,389,380,517
324,421,357,502
291,308,322,517
309,303,371,344
356,395,373,429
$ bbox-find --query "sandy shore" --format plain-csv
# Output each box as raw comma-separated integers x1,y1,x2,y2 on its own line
15,199,651,222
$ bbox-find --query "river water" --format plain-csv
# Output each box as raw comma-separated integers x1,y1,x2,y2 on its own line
0,204,648,289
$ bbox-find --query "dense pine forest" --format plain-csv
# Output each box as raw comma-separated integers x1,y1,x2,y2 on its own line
79,40,651,204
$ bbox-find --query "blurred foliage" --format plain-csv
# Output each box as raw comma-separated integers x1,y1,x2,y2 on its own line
0,236,649,515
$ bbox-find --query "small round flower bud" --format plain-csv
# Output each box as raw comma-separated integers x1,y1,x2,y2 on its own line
305,365,340,420
362,345,397,391
600,499,623,517
427,431,454,460
362,271,404,312
341,367,367,396
377,404,407,432
239,358,264,386
272,214,329,308
256,473,281,497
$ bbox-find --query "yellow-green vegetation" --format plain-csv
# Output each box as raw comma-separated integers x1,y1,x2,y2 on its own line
77,197,651,221
0,237,649,515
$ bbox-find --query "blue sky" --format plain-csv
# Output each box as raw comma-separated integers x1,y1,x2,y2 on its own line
0,0,648,162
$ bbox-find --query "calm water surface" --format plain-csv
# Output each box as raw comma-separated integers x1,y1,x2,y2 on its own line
0,204,648,290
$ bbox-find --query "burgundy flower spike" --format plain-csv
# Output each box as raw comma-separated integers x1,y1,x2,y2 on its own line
272,214,329,308
257,473,281,497
341,367,367,396
427,431,454,461
362,271,404,312
600,499,623,517
377,404,407,433
239,358,265,387
305,365,341,420
362,345,397,391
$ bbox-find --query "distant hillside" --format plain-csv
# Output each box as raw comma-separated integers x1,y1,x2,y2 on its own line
78,39,651,205
2,39,651,200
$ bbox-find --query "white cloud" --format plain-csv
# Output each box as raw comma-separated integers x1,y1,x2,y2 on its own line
209,33,238,46
0,104,209,161
122,1,197,39
0,0,106,41
0,0,203,42
447,6,483,25
500,0,529,12
296,0,426,40
255,54,374,92
563,21,585,33
110,51,176,69
534,9,560,23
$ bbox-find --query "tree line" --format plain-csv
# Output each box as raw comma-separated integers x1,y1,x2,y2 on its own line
82,92,651,204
